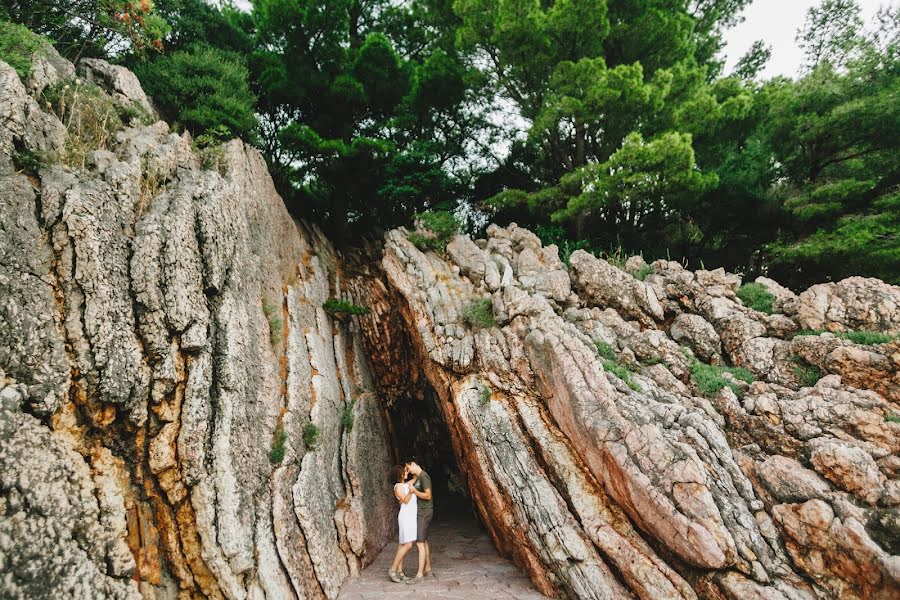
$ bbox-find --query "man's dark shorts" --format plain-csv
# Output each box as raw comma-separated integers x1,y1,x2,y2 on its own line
416,509,433,542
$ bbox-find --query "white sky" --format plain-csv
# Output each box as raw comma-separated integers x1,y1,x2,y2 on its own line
231,0,895,79
721,0,895,77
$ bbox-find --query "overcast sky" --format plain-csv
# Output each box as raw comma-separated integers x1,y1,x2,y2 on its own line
722,0,894,77
231,0,896,79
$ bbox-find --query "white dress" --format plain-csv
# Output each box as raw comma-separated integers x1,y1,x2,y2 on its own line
396,483,417,543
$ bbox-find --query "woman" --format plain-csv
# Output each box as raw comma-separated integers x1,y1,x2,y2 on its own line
388,464,417,583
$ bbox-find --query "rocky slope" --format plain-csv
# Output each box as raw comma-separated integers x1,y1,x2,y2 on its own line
1,51,899,600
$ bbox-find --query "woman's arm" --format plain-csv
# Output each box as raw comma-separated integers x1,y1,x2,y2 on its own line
394,484,414,504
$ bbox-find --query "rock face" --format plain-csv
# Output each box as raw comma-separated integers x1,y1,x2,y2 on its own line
1,57,393,599
2,55,900,600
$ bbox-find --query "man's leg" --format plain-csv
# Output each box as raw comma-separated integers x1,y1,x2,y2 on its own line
415,542,426,577
424,541,431,573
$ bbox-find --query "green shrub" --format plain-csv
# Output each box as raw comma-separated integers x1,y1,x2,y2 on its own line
303,423,320,450
407,210,460,251
42,81,122,168
0,20,47,79
341,400,355,432
132,45,257,141
601,359,642,392
322,299,371,316
690,359,755,397
736,283,775,314
595,340,616,361
792,356,823,387
479,384,490,404
886,412,900,424
793,329,824,337
262,300,282,346
462,298,496,329
269,422,287,464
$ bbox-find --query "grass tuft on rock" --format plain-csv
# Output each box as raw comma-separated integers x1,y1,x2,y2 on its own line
269,422,287,464
736,283,775,314
262,300,282,346
595,340,617,361
42,81,122,169
341,400,355,432
601,359,642,392
322,298,370,317
479,384,491,404
886,412,900,424
462,298,496,329
792,356,823,387
793,328,897,345
690,359,755,397
303,423,320,450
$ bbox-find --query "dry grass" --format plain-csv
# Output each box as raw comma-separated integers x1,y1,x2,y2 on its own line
43,81,122,169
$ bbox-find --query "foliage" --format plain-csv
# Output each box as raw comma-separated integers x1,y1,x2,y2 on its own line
42,81,123,168
2,0,169,59
262,299,282,346
595,340,617,362
886,413,900,424
601,359,641,392
792,356,823,388
407,210,460,251
12,148,48,175
133,44,256,141
322,299,371,316
479,384,490,405
794,329,898,345
690,359,755,397
0,19,47,79
462,298,496,330
302,423,320,450
736,283,775,314
534,224,594,265
341,400,355,432
269,420,287,463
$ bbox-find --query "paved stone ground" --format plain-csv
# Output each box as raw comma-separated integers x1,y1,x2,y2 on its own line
338,509,549,600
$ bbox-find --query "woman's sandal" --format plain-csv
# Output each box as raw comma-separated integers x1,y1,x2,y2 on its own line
388,570,404,583
406,575,424,585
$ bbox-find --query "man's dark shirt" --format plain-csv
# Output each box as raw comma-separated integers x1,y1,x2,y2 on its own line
415,470,433,511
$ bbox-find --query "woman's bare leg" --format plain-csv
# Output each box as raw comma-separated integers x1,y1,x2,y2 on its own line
390,542,413,572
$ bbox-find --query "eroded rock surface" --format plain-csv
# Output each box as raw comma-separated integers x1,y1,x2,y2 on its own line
2,54,899,600
1,58,392,599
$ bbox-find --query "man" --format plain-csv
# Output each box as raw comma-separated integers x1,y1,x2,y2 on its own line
404,459,434,583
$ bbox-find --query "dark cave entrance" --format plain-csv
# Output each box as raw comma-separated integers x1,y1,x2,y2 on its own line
385,387,478,520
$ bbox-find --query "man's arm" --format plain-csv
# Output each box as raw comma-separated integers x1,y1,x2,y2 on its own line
410,480,432,501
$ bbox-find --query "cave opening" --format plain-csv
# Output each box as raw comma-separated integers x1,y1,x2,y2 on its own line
385,387,478,522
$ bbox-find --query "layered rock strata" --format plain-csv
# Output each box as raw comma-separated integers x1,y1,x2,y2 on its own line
1,53,393,599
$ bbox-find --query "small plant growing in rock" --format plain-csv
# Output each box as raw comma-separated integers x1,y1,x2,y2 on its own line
836,331,897,345
601,359,642,392
303,423,320,450
791,356,823,388
595,340,617,361
322,299,370,317
886,412,900,424
479,384,491,404
12,148,48,176
462,298,496,329
690,359,755,397
634,264,653,281
262,299,282,346
407,210,460,251
736,283,775,314
42,81,123,169
341,400,355,432
269,421,287,464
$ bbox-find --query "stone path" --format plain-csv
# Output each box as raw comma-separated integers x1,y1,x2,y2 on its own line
338,510,549,600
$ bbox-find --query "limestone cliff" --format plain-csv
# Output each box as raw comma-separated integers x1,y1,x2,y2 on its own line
1,52,393,599
1,51,898,600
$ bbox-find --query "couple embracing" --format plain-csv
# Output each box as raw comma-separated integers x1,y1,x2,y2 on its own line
388,460,435,584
